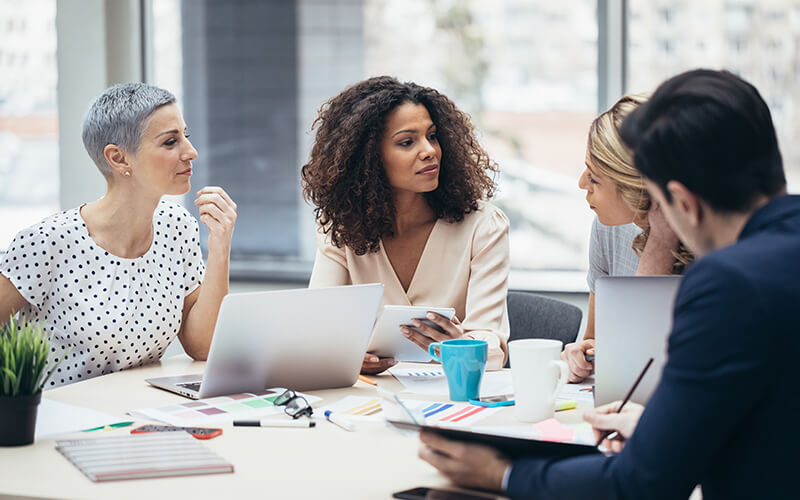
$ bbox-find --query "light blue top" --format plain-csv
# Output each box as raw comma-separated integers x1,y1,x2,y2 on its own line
586,217,641,293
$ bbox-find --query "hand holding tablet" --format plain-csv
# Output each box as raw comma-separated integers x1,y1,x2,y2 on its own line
367,305,456,362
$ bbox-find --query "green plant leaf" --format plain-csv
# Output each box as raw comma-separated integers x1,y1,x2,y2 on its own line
0,315,71,397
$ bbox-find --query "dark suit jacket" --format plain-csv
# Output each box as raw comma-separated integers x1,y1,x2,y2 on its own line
507,195,800,500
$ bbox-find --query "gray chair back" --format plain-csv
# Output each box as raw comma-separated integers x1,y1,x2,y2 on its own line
505,291,583,368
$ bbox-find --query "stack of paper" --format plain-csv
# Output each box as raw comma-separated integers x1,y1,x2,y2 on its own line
56,433,233,482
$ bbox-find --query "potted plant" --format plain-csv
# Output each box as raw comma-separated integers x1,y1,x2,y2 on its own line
0,316,67,446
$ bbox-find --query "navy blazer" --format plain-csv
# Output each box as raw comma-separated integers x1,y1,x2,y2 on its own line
507,195,800,500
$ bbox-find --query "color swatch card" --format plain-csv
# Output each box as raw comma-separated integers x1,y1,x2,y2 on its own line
129,389,321,427
389,367,514,398
319,395,500,426
56,433,233,482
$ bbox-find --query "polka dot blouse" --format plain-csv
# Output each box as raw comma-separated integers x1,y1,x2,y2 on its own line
0,201,205,388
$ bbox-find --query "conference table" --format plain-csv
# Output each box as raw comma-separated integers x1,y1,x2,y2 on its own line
0,356,591,500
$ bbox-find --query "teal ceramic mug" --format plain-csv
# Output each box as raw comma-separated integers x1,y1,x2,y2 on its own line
428,339,488,401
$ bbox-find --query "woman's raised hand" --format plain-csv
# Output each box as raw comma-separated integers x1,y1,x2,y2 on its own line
646,199,680,249
194,186,237,253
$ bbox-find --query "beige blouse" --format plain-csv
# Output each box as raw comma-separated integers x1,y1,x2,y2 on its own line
309,201,510,370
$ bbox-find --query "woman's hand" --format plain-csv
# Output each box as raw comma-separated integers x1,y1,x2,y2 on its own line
401,312,464,353
583,400,645,453
194,186,237,253
561,339,594,383
646,200,680,249
361,353,397,374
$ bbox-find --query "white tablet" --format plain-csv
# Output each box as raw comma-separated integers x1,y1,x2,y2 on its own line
367,305,456,362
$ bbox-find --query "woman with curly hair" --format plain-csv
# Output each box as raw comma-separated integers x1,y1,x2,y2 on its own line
302,76,509,374
562,93,693,382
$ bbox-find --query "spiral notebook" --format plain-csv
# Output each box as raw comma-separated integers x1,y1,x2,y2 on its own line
56,433,234,482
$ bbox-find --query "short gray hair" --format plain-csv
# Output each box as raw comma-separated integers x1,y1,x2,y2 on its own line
82,82,176,177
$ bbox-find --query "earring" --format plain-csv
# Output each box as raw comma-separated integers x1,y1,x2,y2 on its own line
124,171,131,177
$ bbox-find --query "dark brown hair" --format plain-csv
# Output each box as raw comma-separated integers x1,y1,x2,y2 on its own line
301,76,498,255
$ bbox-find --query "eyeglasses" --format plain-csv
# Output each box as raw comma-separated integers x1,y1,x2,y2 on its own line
272,389,313,419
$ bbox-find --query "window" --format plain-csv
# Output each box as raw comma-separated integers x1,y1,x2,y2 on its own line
19,2,796,288
150,0,598,278
0,0,59,249
627,0,800,191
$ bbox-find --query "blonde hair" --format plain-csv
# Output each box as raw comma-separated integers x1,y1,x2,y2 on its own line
588,93,693,273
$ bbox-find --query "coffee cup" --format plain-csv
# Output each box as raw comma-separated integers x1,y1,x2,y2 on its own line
428,339,488,401
508,339,569,422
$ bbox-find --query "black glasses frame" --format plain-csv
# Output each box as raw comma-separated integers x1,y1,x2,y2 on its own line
273,389,313,419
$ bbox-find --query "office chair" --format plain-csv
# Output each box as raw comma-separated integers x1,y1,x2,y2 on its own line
505,290,583,368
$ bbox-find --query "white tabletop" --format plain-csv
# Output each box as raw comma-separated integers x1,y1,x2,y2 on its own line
0,356,590,500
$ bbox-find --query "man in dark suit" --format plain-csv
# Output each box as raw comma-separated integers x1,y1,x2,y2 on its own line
418,69,799,499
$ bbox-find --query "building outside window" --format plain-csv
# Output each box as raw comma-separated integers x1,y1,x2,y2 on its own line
0,0,58,249
4,0,800,288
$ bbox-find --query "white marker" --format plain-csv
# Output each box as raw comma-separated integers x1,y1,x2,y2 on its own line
233,419,315,428
324,410,355,432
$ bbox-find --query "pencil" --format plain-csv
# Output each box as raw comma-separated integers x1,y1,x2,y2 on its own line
358,374,377,386
595,357,654,447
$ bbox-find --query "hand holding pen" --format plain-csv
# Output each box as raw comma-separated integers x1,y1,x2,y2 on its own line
583,357,653,452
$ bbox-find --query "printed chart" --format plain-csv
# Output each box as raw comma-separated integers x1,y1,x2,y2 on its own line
318,395,501,426
389,367,514,398
129,390,321,427
558,378,594,405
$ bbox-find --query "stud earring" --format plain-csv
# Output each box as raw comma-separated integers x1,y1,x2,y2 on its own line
124,171,131,177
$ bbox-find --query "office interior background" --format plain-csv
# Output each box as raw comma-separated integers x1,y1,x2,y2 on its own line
2,0,799,354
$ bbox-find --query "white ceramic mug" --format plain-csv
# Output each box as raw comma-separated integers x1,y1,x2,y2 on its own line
509,339,569,422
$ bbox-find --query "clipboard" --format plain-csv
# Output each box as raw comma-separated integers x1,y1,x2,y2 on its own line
387,420,600,460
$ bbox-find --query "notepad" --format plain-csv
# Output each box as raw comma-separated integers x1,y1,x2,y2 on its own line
56,433,234,482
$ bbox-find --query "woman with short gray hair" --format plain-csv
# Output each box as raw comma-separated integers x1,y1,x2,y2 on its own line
0,82,237,388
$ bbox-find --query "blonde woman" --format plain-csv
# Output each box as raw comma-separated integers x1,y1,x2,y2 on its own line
563,94,692,383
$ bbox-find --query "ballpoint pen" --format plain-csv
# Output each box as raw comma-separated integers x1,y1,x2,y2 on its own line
595,357,654,447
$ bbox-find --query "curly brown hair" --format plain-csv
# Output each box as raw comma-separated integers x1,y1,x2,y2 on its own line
301,76,498,255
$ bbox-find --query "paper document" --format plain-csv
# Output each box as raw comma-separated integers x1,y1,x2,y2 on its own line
474,421,595,446
389,367,514,398
318,395,501,426
129,389,321,427
558,377,595,405
35,399,120,439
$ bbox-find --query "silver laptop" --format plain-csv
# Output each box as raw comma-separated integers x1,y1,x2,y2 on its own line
147,284,384,399
594,276,682,406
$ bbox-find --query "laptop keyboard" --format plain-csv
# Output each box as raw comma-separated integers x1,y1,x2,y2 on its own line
177,382,202,392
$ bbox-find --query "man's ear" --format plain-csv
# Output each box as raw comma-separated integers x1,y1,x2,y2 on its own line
103,144,131,176
665,180,702,227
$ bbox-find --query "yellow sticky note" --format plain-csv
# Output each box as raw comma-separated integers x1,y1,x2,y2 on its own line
555,400,577,412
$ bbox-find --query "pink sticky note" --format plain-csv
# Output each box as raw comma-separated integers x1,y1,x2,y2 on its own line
533,418,574,442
